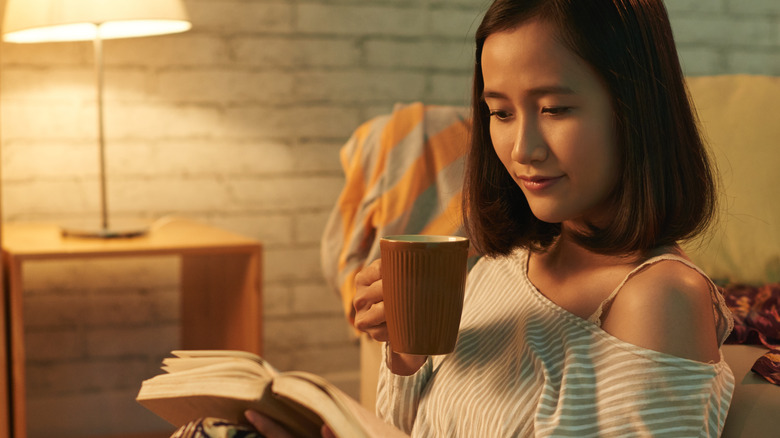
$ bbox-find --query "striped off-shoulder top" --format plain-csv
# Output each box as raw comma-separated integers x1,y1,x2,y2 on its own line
376,248,735,437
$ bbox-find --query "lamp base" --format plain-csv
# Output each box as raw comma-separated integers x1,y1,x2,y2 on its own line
61,224,149,239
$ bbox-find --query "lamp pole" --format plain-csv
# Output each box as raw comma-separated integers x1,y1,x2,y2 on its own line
94,26,110,234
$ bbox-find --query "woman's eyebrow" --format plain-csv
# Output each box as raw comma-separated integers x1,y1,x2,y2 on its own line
482,90,508,100
482,85,576,101
527,85,576,96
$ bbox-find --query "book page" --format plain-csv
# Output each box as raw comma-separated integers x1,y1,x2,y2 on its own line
170,350,279,375
273,372,409,438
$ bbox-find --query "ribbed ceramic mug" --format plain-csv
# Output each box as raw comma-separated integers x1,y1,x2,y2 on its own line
380,235,469,355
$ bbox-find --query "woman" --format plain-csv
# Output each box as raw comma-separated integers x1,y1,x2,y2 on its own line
353,0,734,436
244,0,734,436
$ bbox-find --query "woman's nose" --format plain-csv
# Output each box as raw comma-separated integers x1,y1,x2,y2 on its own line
510,121,548,164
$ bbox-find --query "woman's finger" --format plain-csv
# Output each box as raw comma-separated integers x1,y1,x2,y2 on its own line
355,259,381,288
354,302,389,342
244,410,295,438
354,278,384,312
354,260,383,313
321,424,337,438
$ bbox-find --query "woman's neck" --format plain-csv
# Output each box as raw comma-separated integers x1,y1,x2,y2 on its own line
538,231,632,277
537,229,681,277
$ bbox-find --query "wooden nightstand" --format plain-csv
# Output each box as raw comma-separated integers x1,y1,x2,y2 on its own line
0,218,263,438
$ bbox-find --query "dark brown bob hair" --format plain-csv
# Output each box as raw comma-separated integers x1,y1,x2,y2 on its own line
464,0,717,257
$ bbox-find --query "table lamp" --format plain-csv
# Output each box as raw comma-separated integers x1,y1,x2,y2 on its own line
2,0,191,238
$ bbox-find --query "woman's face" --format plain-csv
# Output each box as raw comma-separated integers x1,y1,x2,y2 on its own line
481,19,619,228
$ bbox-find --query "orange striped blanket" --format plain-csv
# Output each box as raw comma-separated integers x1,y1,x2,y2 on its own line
321,102,471,325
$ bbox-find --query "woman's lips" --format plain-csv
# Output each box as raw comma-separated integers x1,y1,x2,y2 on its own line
519,175,563,191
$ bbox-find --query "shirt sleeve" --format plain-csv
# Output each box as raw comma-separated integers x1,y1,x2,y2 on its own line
375,343,434,434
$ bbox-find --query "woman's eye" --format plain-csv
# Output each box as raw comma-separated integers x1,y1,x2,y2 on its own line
489,110,512,120
541,106,572,116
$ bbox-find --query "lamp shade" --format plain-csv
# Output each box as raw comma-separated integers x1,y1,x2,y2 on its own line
2,0,191,43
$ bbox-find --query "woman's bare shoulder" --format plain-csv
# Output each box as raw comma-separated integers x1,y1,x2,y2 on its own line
600,259,721,363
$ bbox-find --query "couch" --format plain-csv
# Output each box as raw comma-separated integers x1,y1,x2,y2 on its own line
321,75,780,437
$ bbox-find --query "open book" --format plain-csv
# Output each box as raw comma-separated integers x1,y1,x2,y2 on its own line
137,350,407,438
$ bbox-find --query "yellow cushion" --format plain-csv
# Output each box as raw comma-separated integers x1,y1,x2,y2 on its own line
684,75,780,284
684,75,780,438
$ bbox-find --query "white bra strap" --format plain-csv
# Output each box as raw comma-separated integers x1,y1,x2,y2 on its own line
586,254,704,326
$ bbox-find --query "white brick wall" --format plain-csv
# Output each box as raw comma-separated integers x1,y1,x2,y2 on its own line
666,0,780,75
1,0,778,436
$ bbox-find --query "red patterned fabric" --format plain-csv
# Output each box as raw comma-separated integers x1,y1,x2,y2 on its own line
751,350,780,385
722,283,780,348
722,283,780,384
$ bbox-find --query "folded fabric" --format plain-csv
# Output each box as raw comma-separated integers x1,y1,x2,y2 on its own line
751,349,780,385
170,418,261,438
722,282,780,348
721,282,780,384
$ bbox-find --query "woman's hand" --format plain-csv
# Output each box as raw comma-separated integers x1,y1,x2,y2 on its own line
353,259,389,342
244,410,335,438
352,259,428,376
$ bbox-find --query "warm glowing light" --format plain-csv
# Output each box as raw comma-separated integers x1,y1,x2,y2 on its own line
4,20,191,43
2,0,191,43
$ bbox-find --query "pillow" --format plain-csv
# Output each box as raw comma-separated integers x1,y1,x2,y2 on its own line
683,76,780,286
